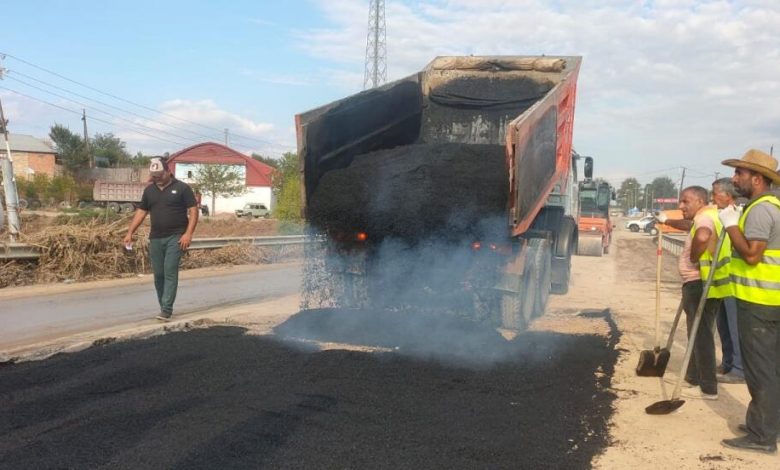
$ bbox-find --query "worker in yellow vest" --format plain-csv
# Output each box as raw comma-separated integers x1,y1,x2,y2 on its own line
710,178,744,384
719,149,780,455
658,186,722,400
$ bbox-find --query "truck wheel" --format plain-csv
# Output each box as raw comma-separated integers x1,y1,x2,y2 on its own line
107,202,121,213
121,203,135,213
532,239,552,318
500,292,524,330
18,198,29,210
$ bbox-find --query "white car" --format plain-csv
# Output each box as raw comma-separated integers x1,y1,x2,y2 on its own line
625,215,654,232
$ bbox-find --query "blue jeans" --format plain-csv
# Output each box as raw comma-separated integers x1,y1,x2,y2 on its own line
149,235,183,315
716,296,743,375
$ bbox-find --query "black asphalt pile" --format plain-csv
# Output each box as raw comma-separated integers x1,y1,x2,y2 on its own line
307,143,508,242
0,312,619,469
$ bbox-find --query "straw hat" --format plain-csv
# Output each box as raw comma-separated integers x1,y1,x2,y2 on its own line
722,149,780,185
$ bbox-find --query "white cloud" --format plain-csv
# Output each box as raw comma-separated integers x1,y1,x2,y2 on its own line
298,0,780,184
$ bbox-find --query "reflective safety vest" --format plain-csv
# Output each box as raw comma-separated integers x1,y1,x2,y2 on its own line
697,207,732,299
729,195,780,306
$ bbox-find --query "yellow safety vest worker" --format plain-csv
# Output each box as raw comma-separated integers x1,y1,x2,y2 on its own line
729,194,780,306
697,207,732,299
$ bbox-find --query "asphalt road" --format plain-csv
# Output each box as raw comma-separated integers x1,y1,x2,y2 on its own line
0,264,301,349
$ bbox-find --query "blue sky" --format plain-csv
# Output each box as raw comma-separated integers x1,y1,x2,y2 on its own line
3,0,779,188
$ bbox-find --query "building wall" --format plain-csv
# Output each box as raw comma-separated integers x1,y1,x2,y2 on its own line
4,152,57,179
173,162,273,214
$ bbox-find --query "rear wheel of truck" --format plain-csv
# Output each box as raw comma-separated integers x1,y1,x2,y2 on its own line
532,239,552,318
107,202,121,213
500,292,524,330
121,203,135,213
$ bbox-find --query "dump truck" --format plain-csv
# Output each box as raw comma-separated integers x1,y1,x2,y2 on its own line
575,156,613,257
296,55,582,330
83,180,148,213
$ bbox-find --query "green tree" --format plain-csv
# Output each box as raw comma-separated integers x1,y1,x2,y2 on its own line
617,177,642,211
131,151,152,168
251,152,279,169
192,164,248,215
649,176,678,199
272,152,302,221
49,124,87,175
92,132,131,167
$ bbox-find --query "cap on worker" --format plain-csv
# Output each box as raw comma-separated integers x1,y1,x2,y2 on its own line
722,149,780,185
149,157,168,175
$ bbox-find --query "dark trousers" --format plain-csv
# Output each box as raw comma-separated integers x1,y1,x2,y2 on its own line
682,280,720,395
737,299,780,446
149,235,183,315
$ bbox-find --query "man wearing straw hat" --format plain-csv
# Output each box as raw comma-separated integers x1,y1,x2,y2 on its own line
718,149,780,455
123,157,199,321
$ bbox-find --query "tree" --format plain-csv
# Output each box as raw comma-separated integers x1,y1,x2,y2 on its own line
192,164,248,215
49,124,87,175
251,153,279,169
92,132,131,167
272,152,302,221
649,176,678,199
617,177,642,211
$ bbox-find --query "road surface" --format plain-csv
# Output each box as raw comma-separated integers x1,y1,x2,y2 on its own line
0,263,301,350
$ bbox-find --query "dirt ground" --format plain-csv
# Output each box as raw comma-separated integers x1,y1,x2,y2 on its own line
0,224,775,468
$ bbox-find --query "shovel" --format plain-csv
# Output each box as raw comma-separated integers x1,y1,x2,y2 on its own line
636,228,671,376
645,229,727,415
636,299,684,376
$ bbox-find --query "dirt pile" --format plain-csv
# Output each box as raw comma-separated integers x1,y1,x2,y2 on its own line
307,143,508,242
0,214,291,288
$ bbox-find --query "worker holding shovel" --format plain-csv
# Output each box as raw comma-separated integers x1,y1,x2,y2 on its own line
658,186,723,400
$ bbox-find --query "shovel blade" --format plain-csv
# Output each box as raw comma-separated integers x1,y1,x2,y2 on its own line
645,398,685,415
635,348,671,377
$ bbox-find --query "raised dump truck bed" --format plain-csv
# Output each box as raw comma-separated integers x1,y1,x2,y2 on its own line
296,55,582,330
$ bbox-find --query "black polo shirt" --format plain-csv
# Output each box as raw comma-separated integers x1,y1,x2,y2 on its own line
139,179,197,239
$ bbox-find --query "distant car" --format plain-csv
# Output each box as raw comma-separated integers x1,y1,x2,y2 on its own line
235,203,270,219
625,215,654,232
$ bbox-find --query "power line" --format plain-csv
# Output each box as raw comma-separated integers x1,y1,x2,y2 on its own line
0,86,189,147
5,75,206,145
8,70,223,143
1,51,287,148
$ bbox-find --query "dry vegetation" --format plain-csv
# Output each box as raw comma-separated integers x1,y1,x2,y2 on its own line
0,212,297,288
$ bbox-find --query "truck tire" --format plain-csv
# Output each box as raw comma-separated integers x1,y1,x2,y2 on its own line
107,202,121,213
121,203,135,213
551,217,575,295
18,198,29,210
532,239,552,317
500,293,524,331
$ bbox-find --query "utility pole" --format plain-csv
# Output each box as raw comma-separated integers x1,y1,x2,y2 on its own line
82,109,92,168
363,0,387,89
677,166,687,199
0,96,22,240
224,128,229,146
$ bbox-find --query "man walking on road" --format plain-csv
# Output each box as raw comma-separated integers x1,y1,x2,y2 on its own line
719,149,780,455
123,157,199,321
659,186,722,400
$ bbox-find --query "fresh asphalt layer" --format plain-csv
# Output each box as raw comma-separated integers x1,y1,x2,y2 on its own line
0,309,619,469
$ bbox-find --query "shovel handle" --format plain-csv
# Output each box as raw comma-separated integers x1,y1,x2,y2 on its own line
664,299,685,351
655,227,663,347
671,230,727,400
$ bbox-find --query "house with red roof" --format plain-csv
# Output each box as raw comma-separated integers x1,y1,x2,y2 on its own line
167,142,275,214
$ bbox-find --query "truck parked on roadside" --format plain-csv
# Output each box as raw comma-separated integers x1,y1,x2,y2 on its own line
296,55,582,330
82,180,148,213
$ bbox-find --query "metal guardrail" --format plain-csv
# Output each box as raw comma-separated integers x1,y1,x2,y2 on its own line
661,234,686,256
0,235,310,260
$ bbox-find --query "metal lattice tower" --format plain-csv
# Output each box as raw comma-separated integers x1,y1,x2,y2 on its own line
363,0,387,89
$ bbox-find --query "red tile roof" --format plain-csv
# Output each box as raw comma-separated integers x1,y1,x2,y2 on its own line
167,142,274,187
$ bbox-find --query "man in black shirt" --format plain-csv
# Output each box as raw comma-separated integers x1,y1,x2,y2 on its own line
123,157,199,320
